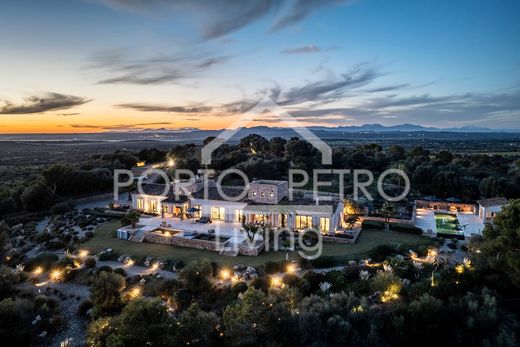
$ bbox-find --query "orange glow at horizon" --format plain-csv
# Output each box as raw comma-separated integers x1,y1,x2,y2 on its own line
0,113,332,134
0,114,235,133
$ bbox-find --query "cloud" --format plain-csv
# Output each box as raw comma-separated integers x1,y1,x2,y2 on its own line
274,64,381,105
286,88,520,127
281,45,321,54
115,103,212,113
93,0,283,39
93,0,347,39
69,122,174,130
271,0,349,32
0,93,91,114
115,99,258,117
88,49,230,85
57,112,81,116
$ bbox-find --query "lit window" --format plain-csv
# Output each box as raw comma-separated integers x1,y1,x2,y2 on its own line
137,198,144,210
235,210,243,222
295,215,313,229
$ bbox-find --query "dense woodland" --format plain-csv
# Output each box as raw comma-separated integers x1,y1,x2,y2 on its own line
1,134,519,218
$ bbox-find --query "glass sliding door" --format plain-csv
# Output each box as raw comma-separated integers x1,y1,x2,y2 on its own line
211,207,225,220
295,215,312,229
320,217,330,233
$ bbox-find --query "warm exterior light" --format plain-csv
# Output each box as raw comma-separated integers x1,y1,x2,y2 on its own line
286,263,296,274
219,269,231,280
380,283,401,303
126,259,135,266
168,159,175,167
164,231,171,237
33,266,43,275
455,264,465,274
270,276,283,288
129,287,141,298
151,263,159,270
50,270,62,281
78,249,89,258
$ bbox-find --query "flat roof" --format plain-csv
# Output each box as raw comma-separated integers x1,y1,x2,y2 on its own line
251,179,287,186
477,197,508,208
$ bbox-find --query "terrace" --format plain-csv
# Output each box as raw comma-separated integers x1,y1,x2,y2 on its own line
414,208,484,239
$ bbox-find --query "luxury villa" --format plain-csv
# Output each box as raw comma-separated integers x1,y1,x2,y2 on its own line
117,178,345,256
116,174,508,255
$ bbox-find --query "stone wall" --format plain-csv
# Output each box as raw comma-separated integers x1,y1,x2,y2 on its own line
238,241,265,256
359,216,414,225
144,233,220,252
248,181,288,204
322,235,355,244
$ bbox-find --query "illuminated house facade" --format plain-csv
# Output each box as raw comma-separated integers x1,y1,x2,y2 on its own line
131,179,344,235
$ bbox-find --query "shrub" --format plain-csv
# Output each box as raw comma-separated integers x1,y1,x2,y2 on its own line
84,257,96,269
389,223,423,235
447,242,457,250
114,268,127,276
361,220,385,230
96,265,113,274
24,253,59,271
51,202,73,215
310,256,336,268
98,251,119,261
263,261,287,274
368,244,396,262
232,281,248,295
250,277,269,293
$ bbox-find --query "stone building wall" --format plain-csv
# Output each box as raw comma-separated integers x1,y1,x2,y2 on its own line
248,181,288,204
144,233,220,252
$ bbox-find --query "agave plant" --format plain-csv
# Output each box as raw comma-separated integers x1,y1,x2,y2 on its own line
383,264,393,273
463,257,472,268
319,281,332,293
15,264,25,274
359,270,370,281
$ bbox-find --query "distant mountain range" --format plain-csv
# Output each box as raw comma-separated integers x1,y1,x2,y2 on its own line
140,123,520,134
306,124,518,133
2,124,519,143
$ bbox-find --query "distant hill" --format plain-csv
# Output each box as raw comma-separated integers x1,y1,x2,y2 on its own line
2,123,519,143
307,123,517,133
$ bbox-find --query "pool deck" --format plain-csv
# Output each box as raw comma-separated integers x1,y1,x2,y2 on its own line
414,208,484,238
137,216,258,244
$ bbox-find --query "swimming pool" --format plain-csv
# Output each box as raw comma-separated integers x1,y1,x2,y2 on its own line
434,212,464,239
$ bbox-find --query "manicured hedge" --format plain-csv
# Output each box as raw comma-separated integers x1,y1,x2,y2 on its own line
361,220,385,230
362,220,423,235
389,223,423,235
310,256,336,268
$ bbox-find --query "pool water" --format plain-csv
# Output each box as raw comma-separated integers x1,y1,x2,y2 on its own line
434,212,464,239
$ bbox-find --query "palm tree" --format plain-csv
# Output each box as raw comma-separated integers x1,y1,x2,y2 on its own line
381,201,394,231
395,163,408,191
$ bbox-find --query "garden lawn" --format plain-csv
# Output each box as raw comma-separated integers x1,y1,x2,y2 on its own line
83,220,432,267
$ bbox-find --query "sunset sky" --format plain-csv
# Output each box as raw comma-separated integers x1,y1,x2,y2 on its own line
1,0,519,133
